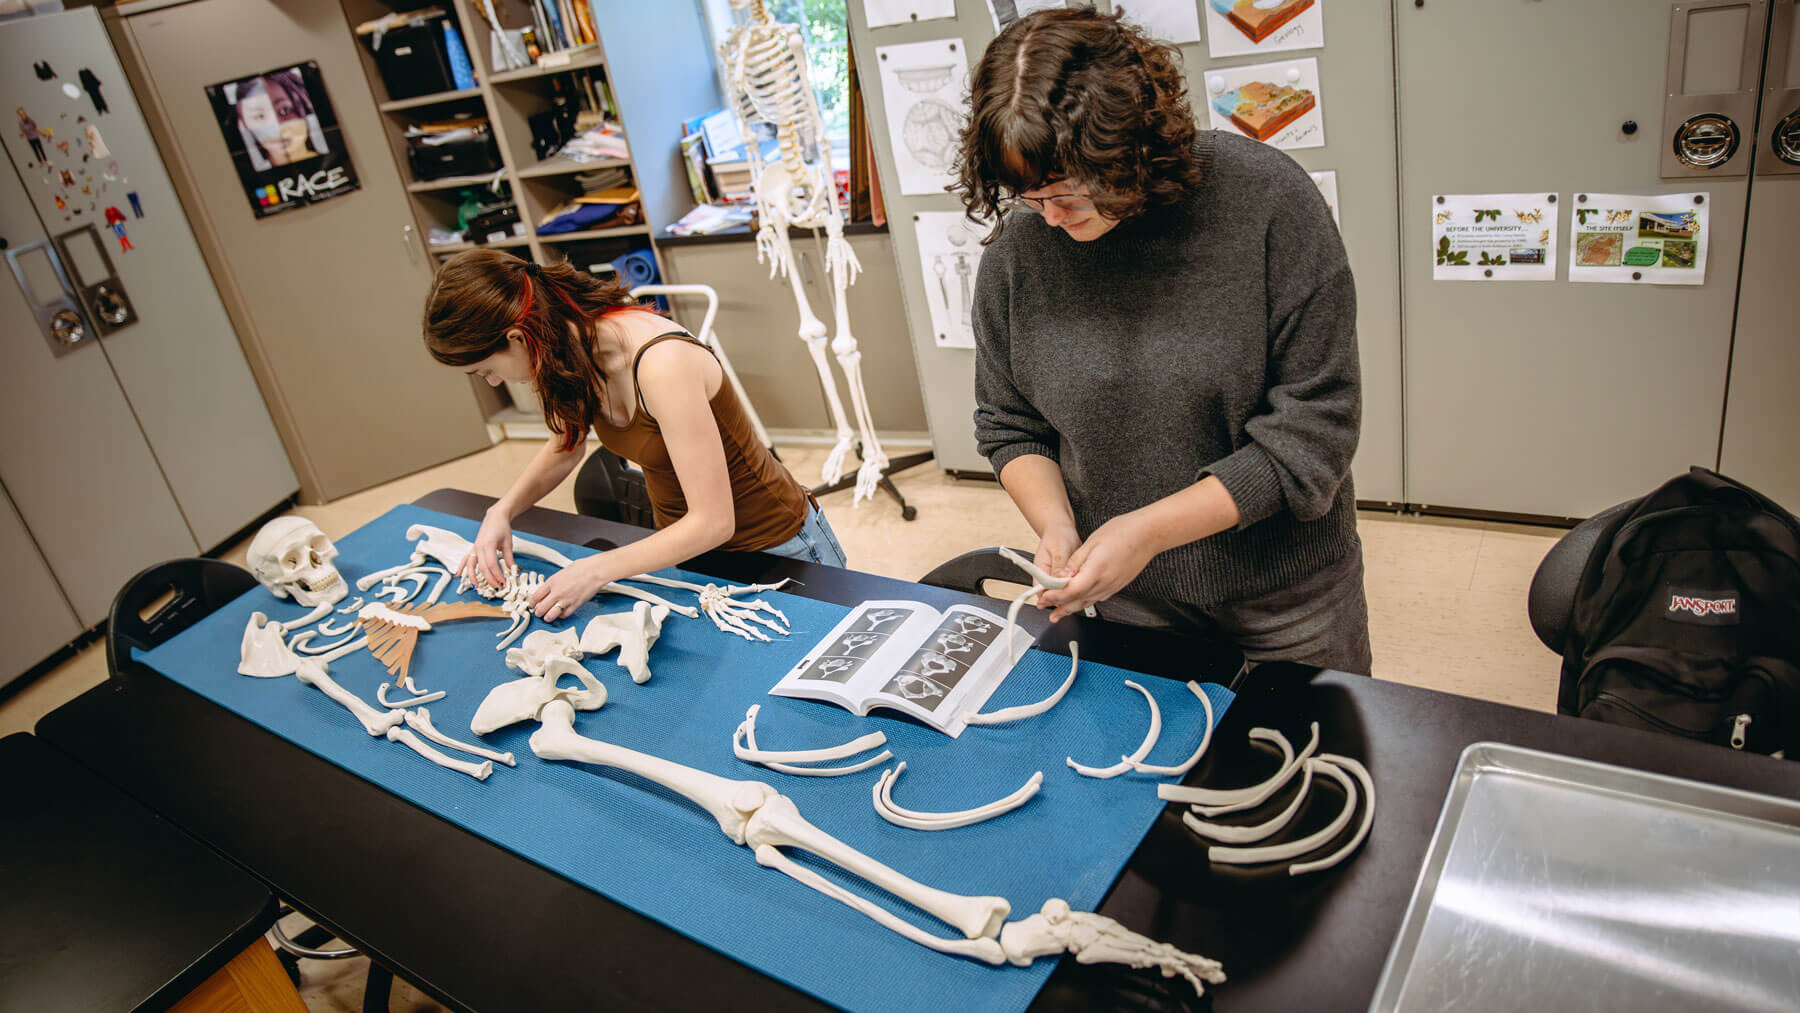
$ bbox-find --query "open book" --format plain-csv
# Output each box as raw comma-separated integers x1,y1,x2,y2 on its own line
770,600,1033,737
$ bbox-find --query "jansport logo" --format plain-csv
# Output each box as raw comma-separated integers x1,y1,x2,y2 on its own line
1666,591,1740,625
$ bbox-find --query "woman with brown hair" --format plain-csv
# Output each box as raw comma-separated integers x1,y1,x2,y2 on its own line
956,10,1371,673
423,250,845,622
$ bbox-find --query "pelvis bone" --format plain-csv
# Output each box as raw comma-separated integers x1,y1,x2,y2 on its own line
472,655,607,735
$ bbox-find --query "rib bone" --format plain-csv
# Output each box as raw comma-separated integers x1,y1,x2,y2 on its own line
1067,680,1163,780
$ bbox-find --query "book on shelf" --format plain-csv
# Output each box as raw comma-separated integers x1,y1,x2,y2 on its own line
679,133,713,205
770,600,1036,737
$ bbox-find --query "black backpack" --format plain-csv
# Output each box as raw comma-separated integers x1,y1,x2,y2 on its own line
1559,467,1800,757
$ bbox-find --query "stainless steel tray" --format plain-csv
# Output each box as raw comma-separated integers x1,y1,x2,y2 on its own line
1370,742,1800,1012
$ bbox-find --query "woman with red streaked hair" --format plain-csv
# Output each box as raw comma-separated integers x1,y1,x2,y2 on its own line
954,10,1371,673
423,250,844,622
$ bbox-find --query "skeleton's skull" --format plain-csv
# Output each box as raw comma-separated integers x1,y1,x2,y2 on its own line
247,517,346,606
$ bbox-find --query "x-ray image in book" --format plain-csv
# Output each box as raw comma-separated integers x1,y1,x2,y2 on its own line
770,600,1032,736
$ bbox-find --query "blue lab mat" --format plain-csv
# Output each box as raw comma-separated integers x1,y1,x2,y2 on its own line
139,505,1230,1013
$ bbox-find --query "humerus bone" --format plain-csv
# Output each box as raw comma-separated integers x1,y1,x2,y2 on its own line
1181,762,1313,845
294,660,404,736
579,603,671,683
1205,759,1355,866
873,762,1042,830
1067,680,1163,780
529,699,1221,991
1287,754,1374,877
386,724,492,781
732,705,889,776
406,707,516,767
1125,682,1216,778
964,643,1081,726
1157,723,1319,810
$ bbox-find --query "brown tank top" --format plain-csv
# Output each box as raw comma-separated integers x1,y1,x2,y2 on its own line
592,332,809,551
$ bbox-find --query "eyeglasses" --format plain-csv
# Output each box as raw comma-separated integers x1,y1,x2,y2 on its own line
1006,192,1095,213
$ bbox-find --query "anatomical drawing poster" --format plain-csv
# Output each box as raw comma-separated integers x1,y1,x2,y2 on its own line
1567,193,1710,285
1203,57,1325,150
914,211,986,348
874,38,970,196
1204,0,1324,58
1431,194,1558,282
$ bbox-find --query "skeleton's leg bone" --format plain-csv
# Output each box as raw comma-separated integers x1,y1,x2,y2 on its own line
531,699,775,843
873,763,1042,830
1288,754,1374,876
965,643,1080,726
743,795,1011,941
736,708,891,777
761,209,853,485
1067,680,1163,780
406,707,516,767
753,844,1007,964
1163,724,1320,813
1206,759,1355,866
386,725,493,781
1126,681,1217,777
1181,762,1312,845
295,661,403,736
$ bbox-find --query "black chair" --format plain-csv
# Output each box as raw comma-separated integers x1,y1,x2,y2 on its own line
1525,498,1641,658
572,447,656,528
108,558,395,1010
918,547,1036,597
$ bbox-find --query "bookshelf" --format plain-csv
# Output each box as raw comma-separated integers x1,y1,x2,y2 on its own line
337,0,722,303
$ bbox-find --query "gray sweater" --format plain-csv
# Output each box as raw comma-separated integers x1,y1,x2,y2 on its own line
973,130,1361,607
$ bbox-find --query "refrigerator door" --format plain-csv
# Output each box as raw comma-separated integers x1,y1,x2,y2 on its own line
0,9,296,551
0,120,198,625
0,481,82,691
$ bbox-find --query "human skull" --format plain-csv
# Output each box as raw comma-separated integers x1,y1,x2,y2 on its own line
246,516,346,606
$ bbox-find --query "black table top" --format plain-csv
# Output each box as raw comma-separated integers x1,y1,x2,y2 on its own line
37,490,1800,1013
0,732,278,1013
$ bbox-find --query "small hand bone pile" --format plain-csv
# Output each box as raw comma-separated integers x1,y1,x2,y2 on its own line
1157,723,1375,876
503,691,1224,996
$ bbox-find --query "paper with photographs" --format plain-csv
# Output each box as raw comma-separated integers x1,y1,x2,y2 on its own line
1203,56,1325,150
772,599,1026,736
1567,192,1709,285
875,37,970,195
1431,193,1558,282
1204,0,1324,58
914,210,986,348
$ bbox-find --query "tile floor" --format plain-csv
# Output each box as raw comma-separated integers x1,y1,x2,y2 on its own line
0,439,1567,1011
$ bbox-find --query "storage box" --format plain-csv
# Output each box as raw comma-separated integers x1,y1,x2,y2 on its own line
406,125,501,180
363,12,456,101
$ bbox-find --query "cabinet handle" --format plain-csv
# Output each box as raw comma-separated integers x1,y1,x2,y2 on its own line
401,223,420,266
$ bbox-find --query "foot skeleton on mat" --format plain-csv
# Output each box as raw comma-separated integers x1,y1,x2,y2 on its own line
478,689,1223,995
721,0,887,503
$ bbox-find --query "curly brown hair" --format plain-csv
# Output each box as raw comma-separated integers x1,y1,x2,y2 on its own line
422,249,647,451
951,9,1203,239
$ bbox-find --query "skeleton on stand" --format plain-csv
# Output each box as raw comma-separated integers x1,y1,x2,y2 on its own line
720,1,889,505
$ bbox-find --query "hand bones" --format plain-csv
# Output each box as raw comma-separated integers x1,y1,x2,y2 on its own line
622,573,789,641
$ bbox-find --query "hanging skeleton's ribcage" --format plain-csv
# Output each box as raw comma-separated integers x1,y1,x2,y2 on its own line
735,26,816,183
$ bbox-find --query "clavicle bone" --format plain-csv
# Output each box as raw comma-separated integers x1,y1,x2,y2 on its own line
1067,680,1163,780
873,762,1042,830
964,643,1080,726
386,725,492,781
405,707,515,767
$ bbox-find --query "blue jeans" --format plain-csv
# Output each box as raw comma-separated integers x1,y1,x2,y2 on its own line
762,504,848,567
